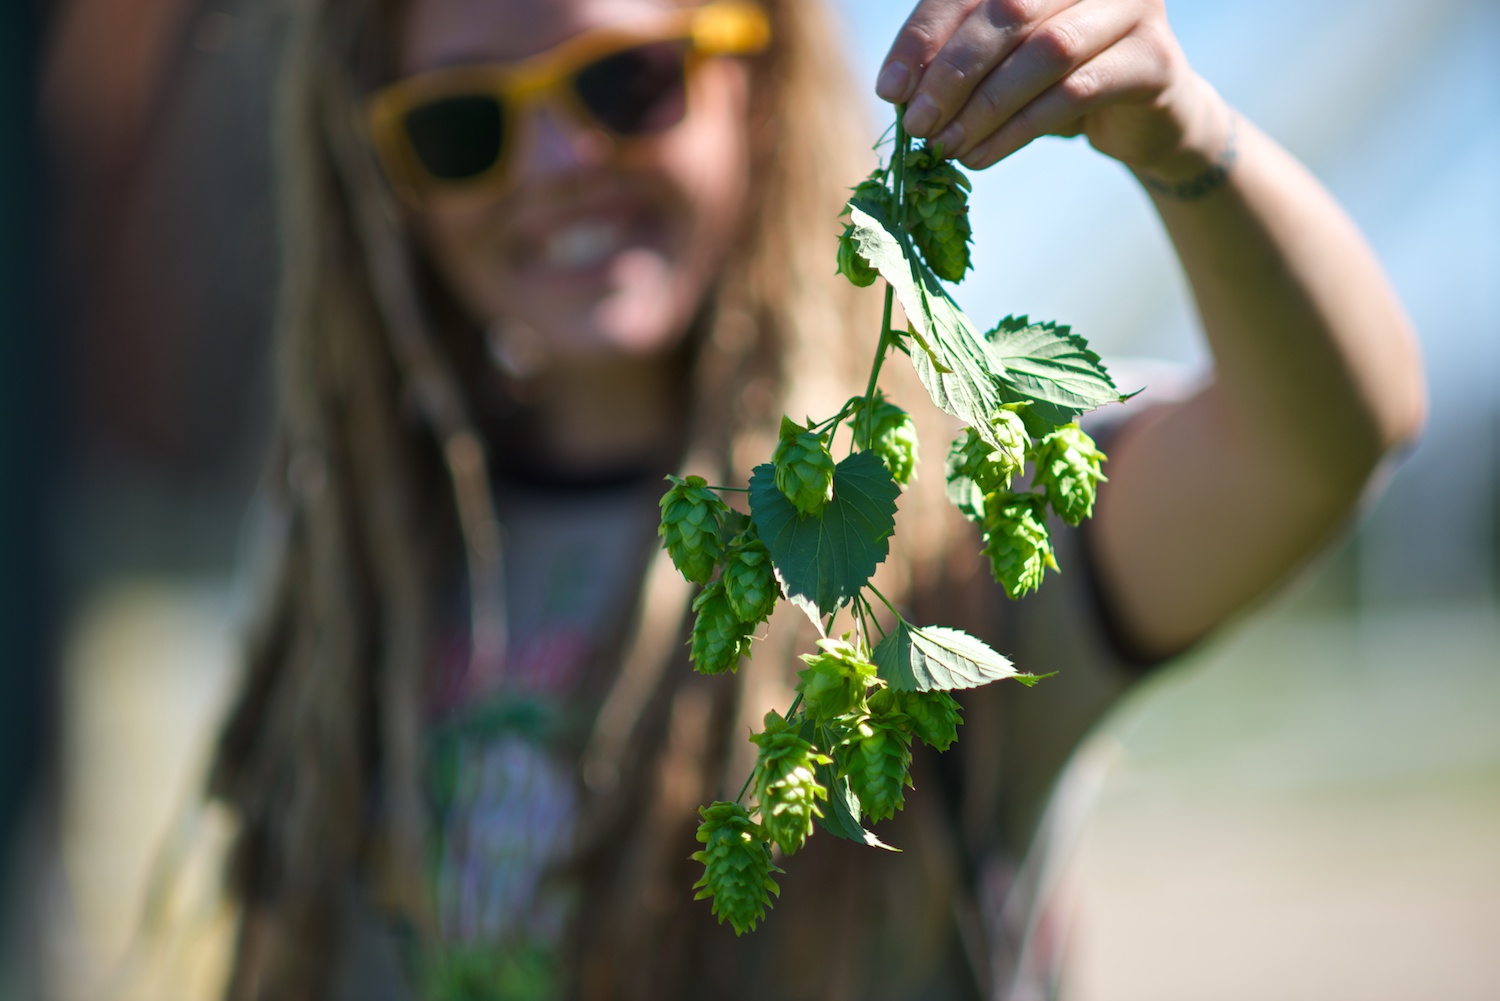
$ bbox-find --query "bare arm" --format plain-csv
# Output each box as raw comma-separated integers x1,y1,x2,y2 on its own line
878,0,1426,657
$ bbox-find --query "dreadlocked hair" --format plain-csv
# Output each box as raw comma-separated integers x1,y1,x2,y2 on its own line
205,0,966,997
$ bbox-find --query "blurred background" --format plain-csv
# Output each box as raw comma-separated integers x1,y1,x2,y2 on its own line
9,0,1498,997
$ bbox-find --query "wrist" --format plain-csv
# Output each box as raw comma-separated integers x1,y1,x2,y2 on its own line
1131,76,1237,200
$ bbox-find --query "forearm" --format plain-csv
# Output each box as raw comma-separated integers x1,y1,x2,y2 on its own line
1137,76,1425,486
874,0,1428,655
1092,77,1426,654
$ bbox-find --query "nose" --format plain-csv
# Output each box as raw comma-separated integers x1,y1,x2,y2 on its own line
511,99,614,181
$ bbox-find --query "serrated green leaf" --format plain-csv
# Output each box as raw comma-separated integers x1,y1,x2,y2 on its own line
846,199,1014,453
844,199,940,358
1012,671,1057,687
812,760,899,851
872,621,1019,692
987,315,1122,425
749,451,899,621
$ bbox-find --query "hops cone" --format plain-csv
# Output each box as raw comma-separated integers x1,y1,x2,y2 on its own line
947,408,1029,490
903,144,972,283
751,711,830,856
1032,424,1107,525
659,475,728,585
722,532,779,625
987,408,1030,481
796,636,876,723
837,222,878,287
892,689,963,752
850,393,918,487
692,802,781,936
690,582,754,675
842,714,913,824
838,171,893,288
772,417,835,517
981,492,1057,599
851,172,890,208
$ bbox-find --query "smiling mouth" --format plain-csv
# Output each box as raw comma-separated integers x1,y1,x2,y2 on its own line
540,219,625,271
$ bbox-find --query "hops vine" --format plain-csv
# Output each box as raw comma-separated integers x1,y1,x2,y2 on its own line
663,105,1126,933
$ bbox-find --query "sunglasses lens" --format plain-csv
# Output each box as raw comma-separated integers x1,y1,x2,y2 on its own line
574,41,688,136
405,95,506,180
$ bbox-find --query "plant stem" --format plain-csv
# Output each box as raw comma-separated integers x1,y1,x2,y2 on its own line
893,106,910,224
864,594,889,640
818,399,859,445
735,769,754,805
734,693,806,805
706,485,749,493
855,284,896,453
865,582,907,624
854,106,912,455
891,107,922,271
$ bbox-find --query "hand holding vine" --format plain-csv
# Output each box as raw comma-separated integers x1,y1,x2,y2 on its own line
876,0,1230,184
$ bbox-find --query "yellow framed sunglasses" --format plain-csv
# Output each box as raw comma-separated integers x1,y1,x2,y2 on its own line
367,1,771,201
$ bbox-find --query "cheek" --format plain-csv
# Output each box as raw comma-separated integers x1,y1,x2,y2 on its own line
414,196,513,325
651,60,753,271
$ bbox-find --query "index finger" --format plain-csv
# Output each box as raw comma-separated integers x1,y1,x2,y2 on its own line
876,0,982,104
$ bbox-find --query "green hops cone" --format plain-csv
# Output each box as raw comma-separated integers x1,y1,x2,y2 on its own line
721,532,779,625
772,417,835,517
987,408,1030,482
750,711,830,856
851,172,891,209
690,581,754,675
1031,424,1107,525
946,409,1029,494
981,492,1057,599
902,144,972,283
945,428,1009,497
797,637,876,723
893,689,963,752
691,802,781,936
839,170,894,287
850,393,918,487
842,714,913,824
659,475,729,585
837,222,878,287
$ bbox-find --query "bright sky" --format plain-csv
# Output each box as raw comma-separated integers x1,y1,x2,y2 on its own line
832,0,1500,600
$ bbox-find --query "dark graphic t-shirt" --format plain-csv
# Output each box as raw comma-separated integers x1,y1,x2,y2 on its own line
419,479,661,999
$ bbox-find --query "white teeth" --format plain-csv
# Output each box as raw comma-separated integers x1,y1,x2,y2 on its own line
542,220,621,269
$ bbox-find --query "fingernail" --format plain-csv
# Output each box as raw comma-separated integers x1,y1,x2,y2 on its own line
933,122,964,158
903,95,940,137
875,60,910,102
961,146,997,171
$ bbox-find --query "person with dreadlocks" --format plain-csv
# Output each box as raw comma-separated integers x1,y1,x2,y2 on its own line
205,0,1423,998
